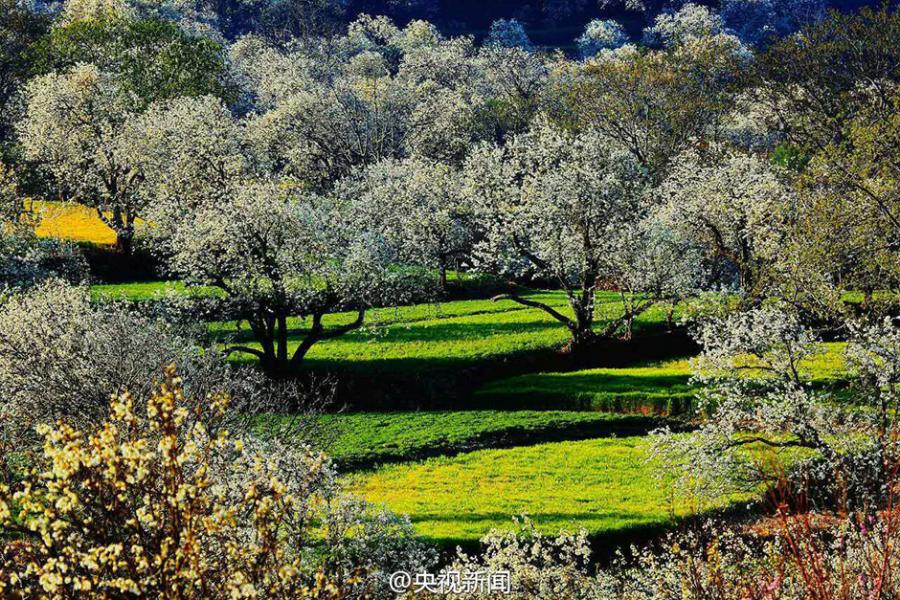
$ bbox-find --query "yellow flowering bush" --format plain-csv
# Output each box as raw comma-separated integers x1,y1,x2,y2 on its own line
0,366,345,599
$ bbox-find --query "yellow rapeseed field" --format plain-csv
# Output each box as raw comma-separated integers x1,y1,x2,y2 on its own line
28,200,120,245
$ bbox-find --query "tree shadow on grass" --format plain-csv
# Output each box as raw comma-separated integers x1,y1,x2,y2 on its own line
335,415,670,472
475,373,696,414
230,326,700,410
425,500,766,561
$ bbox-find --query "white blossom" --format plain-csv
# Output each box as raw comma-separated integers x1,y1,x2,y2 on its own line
463,119,652,347
18,64,143,251
576,19,628,59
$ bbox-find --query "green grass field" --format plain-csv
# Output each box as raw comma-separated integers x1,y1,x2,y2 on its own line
221,292,676,373
91,280,222,301
90,280,680,380
473,345,851,414
475,358,695,414
259,410,664,469
345,436,753,545
82,279,856,547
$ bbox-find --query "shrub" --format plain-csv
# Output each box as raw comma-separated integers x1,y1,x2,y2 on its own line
0,163,87,293
0,366,434,598
0,280,291,450
448,519,598,599
0,235,87,293
596,501,900,598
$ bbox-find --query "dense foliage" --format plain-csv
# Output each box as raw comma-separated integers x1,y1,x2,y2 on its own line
0,367,434,598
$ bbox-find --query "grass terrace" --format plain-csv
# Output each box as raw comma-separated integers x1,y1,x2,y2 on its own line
220,292,681,374
259,410,664,470
344,436,755,546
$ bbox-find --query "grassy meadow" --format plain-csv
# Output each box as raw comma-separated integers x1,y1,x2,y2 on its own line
51,254,859,548
475,344,851,414
84,277,718,544
259,410,663,469
476,359,696,414
344,436,754,545
220,292,678,373
77,276,857,545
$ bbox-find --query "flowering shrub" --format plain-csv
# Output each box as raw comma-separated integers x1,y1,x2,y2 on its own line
0,366,433,598
0,162,87,294
605,312,900,599
446,519,598,599
0,280,272,450
596,500,900,599
0,235,87,294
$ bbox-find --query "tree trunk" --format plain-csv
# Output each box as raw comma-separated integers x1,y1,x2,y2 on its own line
275,315,288,367
567,293,596,354
115,231,133,255
438,263,448,292
623,312,635,341
862,289,874,312
569,326,597,353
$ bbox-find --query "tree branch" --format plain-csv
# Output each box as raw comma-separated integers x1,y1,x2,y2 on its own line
223,345,265,359
492,293,575,329
724,436,808,450
318,308,366,340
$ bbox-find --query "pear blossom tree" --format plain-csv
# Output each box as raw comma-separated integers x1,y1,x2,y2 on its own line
463,120,654,351
18,64,144,253
243,57,413,189
576,19,628,58
0,162,23,229
653,307,898,503
485,18,532,50
343,157,475,290
59,0,132,23
123,94,249,256
157,178,430,376
641,3,727,48
656,146,795,304
227,35,315,112
721,0,825,47
476,46,547,136
554,31,748,182
612,213,708,337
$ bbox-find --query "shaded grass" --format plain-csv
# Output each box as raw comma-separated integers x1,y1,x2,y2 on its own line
224,292,678,374
258,410,664,470
475,358,695,414
474,344,852,414
344,436,753,545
